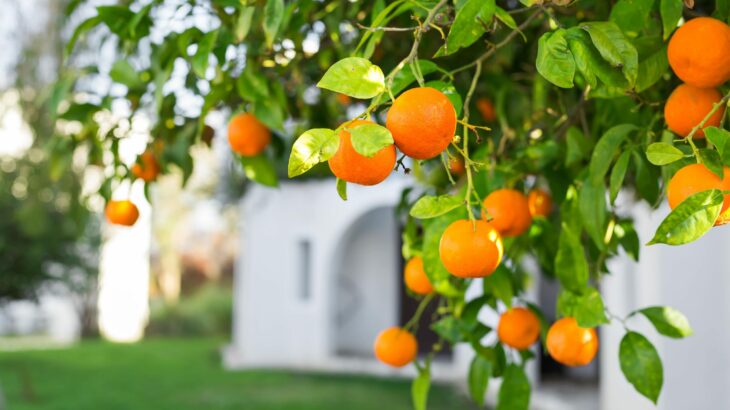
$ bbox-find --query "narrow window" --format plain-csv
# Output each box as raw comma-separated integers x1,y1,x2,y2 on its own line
299,239,311,300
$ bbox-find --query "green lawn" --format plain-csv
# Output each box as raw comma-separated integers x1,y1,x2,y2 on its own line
0,338,476,410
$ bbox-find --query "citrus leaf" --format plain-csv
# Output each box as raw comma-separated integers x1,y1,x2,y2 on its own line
110,60,143,89
581,22,639,86
240,155,278,187
646,142,684,166
496,365,530,410
579,177,608,250
636,46,668,92
468,356,491,406
263,0,284,48
619,331,663,404
648,189,723,245
589,124,637,182
336,178,347,201
610,150,632,204
411,368,430,410
439,0,496,56
557,287,609,328
410,195,463,219
317,57,385,99
234,6,256,43
660,0,684,40
699,149,724,178
536,29,575,88
555,224,589,292
636,306,693,338
288,129,339,177
191,29,218,78
347,123,393,158
483,265,514,308
237,65,270,102
705,127,730,166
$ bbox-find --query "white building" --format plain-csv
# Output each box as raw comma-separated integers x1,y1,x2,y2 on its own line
226,179,730,410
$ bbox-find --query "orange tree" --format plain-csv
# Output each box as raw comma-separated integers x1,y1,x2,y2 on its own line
55,0,730,407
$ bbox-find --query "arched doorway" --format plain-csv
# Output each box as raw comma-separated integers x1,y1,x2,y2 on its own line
331,207,400,357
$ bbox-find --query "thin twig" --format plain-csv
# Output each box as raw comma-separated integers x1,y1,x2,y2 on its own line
449,10,542,76
355,22,418,32
684,92,730,162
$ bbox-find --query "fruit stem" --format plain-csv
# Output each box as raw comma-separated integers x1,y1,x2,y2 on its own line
404,293,435,332
462,61,483,225
384,0,449,93
684,91,730,161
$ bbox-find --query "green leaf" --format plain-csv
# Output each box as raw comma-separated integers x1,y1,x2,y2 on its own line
251,99,285,132
237,65,270,102
705,127,730,166
579,178,608,250
589,124,637,182
616,220,640,261
646,142,684,166
412,368,430,410
661,0,684,40
483,265,514,308
565,127,592,167
555,224,589,292
431,316,461,343
699,149,725,178
336,178,347,201
439,0,496,56
637,306,693,338
496,365,530,410
192,29,219,78
619,332,663,404
288,129,339,177
609,0,655,37
347,123,394,158
610,150,632,204
468,356,491,406
65,16,102,58
235,6,256,43
648,189,723,245
495,7,518,30
386,60,441,97
240,155,278,187
110,60,143,89
581,22,639,86
557,287,609,328
410,195,463,219
636,46,668,92
536,30,575,88
263,0,284,48
633,150,661,204
317,57,385,99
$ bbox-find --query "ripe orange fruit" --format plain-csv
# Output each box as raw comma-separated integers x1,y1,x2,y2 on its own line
373,327,418,368
546,317,599,367
385,87,457,160
105,200,140,226
404,256,433,295
498,307,541,350
482,189,533,237
439,219,503,278
668,17,730,88
227,113,271,156
328,120,396,186
528,188,553,218
476,97,497,122
664,84,725,138
448,157,465,175
667,163,730,225
131,150,160,182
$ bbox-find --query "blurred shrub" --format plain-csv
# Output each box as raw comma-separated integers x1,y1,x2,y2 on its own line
146,284,232,337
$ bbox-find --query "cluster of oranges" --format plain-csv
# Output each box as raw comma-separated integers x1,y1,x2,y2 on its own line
665,18,730,225
664,17,729,138
105,148,162,227
374,186,598,369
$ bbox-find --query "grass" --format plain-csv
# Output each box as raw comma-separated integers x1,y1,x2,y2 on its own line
0,338,477,410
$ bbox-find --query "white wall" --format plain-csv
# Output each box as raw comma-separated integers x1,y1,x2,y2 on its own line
602,200,730,410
